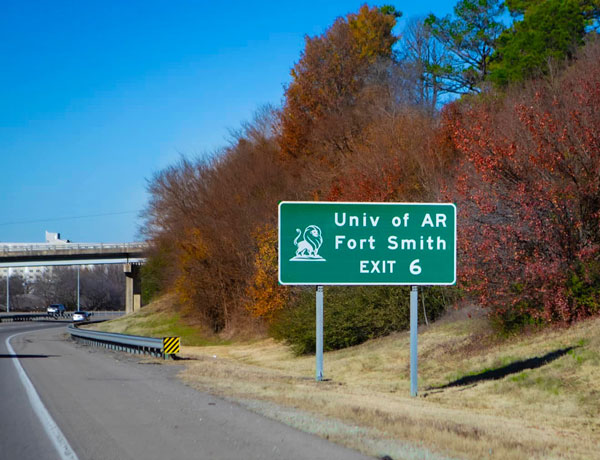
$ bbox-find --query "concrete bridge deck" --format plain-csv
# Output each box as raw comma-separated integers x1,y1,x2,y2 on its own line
0,242,148,314
0,243,147,267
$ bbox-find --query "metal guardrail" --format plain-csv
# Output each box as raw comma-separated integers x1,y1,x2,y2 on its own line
68,325,169,358
0,311,125,323
0,313,58,322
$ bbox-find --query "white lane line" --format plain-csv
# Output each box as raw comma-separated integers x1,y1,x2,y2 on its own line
6,332,79,460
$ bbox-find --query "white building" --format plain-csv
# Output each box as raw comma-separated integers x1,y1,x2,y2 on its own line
45,231,70,244
0,266,46,282
0,230,71,281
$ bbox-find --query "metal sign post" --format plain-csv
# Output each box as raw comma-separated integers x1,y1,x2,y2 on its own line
410,286,418,396
316,286,324,381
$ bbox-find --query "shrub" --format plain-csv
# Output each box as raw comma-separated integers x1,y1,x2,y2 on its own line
448,40,600,330
246,224,290,320
270,285,453,355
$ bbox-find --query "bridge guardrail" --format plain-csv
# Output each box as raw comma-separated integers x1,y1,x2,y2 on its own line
0,242,148,254
68,325,171,359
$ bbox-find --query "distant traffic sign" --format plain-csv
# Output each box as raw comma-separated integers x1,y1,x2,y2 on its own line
278,202,456,285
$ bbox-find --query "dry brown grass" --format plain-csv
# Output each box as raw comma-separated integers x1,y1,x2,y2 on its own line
174,309,600,460
86,295,227,346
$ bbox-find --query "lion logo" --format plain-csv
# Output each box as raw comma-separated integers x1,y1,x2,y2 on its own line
290,225,326,262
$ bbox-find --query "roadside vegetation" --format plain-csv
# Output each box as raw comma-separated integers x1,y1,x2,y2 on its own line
88,295,229,347
270,285,455,354
139,1,600,348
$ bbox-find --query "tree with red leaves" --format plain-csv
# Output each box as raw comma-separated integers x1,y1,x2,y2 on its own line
448,40,600,329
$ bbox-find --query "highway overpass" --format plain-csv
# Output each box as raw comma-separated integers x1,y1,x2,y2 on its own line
0,242,146,267
0,242,148,314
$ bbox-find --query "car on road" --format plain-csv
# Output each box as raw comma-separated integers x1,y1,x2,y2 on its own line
72,311,91,322
47,304,66,316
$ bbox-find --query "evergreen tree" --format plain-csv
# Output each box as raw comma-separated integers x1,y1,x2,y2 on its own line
490,0,598,85
425,0,506,94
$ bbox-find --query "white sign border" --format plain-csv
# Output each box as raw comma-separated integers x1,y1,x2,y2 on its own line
278,201,457,286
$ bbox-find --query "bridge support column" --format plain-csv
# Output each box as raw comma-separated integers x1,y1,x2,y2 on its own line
124,263,142,314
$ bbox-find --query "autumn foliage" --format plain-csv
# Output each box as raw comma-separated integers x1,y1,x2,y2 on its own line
278,5,399,160
143,109,295,332
246,224,289,320
448,40,600,327
142,2,600,339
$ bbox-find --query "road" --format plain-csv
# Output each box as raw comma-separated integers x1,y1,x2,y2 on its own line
0,322,371,460
0,322,68,460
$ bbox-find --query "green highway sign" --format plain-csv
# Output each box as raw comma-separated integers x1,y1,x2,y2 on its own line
278,202,456,285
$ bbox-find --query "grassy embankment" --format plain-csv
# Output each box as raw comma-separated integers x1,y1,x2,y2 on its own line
87,296,230,347
90,301,600,460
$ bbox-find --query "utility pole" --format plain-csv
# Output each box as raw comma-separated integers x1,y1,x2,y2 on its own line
6,268,10,313
77,266,80,310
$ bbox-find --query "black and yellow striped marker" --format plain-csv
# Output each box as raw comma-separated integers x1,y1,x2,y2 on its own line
163,337,180,355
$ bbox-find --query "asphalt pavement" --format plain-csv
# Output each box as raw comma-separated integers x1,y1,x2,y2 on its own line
0,322,372,460
0,322,67,460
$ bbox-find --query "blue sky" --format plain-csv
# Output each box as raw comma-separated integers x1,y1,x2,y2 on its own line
0,1,455,243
